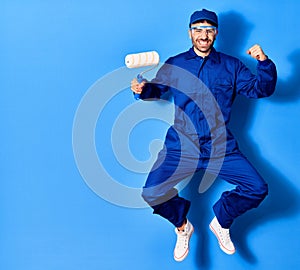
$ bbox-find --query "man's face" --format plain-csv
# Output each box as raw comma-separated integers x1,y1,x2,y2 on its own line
189,21,218,56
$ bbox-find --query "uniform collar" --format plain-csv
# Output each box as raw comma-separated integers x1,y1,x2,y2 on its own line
185,47,220,64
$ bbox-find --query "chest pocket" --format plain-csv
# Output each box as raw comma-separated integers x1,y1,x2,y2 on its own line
211,79,234,108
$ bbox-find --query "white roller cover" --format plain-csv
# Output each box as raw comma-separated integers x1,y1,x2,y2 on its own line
125,51,160,68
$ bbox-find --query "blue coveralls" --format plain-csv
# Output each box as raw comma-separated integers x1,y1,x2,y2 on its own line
139,47,277,229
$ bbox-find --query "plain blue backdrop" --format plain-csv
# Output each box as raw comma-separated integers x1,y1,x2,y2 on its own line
1,0,300,269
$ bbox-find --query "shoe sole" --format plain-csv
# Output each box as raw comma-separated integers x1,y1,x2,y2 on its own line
209,224,235,255
174,227,194,262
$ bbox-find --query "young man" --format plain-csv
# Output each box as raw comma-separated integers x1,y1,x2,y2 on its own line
131,9,277,261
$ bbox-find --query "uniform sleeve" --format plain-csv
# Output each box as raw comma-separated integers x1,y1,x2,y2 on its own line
236,58,277,99
139,59,173,100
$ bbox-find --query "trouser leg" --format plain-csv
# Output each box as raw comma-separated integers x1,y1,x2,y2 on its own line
151,194,191,228
141,147,199,228
212,153,268,228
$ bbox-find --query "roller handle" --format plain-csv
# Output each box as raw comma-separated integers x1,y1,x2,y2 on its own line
134,74,144,100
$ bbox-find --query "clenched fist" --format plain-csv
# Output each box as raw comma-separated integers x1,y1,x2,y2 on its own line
247,44,268,61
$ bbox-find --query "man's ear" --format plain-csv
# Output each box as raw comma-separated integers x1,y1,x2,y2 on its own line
215,29,219,38
188,29,192,39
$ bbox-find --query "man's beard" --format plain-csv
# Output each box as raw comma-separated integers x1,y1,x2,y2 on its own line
193,37,215,54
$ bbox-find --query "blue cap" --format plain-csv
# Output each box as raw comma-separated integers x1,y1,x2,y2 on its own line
189,9,218,27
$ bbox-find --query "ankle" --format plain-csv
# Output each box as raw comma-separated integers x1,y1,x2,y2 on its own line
177,219,187,231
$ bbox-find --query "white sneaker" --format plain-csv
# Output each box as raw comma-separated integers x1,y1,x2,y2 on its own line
173,219,194,262
209,216,235,255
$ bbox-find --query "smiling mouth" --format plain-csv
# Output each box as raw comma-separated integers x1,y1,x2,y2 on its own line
198,40,209,45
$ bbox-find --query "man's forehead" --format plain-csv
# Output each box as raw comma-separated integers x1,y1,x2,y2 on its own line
191,20,214,27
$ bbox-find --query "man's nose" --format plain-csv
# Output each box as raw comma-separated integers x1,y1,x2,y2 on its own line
199,30,209,37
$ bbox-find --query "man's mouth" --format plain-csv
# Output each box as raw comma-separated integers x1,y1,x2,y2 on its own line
198,39,209,46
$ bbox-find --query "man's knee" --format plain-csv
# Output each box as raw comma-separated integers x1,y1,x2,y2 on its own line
258,182,268,200
248,181,268,206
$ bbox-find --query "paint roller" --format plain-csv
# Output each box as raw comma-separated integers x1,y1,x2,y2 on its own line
125,51,160,99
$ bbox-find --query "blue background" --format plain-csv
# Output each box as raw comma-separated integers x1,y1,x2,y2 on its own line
1,0,300,269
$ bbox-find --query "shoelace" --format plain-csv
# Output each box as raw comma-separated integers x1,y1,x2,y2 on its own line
176,231,189,249
218,227,231,244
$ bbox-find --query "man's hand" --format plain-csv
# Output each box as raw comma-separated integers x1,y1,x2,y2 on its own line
247,44,267,61
131,78,146,94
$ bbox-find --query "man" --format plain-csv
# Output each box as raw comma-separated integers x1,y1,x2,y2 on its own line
131,9,277,261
